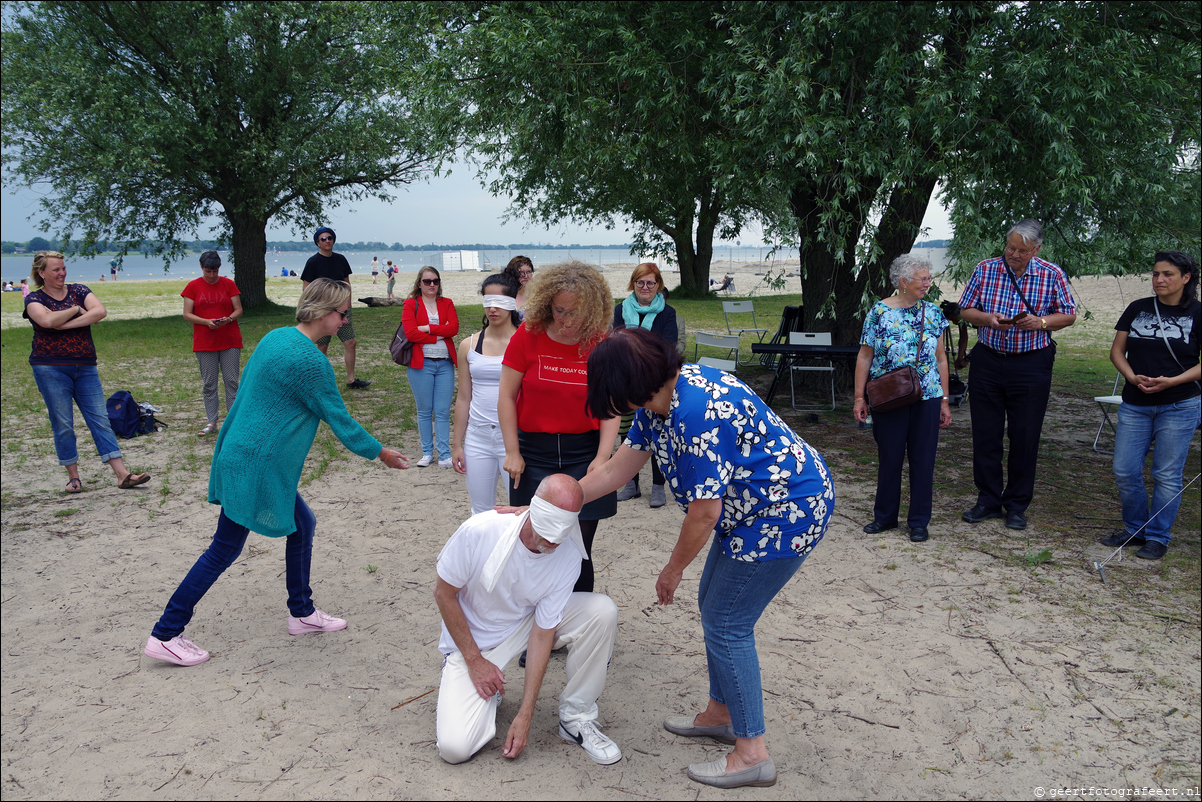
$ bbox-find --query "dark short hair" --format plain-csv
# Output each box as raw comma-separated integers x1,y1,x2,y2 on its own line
199,250,221,270
1153,250,1198,302
939,299,962,319
481,272,520,328
586,327,683,419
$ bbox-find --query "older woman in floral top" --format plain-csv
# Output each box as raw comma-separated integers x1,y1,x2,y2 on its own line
578,327,834,790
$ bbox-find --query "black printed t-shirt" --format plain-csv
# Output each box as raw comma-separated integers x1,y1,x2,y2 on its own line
1114,296,1201,406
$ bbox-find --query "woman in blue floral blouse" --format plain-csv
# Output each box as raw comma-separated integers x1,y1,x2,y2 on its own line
578,327,834,790
853,253,952,543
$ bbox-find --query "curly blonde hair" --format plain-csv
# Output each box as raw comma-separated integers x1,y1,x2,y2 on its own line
31,250,66,287
523,261,613,353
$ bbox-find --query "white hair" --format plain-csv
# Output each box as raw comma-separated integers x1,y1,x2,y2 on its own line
889,253,931,289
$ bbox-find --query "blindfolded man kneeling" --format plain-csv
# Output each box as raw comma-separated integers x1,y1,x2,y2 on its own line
434,473,622,765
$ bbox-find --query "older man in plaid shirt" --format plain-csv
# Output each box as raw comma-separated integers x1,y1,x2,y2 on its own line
958,219,1077,531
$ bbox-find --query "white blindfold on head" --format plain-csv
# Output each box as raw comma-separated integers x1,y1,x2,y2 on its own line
480,495,587,592
482,295,518,311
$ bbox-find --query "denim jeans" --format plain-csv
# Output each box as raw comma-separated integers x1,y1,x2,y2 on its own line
31,363,122,466
1113,396,1201,545
407,358,454,458
151,495,317,640
697,537,809,739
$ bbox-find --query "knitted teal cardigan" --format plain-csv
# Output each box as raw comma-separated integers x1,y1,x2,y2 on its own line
209,326,382,537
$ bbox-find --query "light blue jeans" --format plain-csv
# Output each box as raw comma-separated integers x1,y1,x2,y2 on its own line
407,358,454,459
31,363,123,466
697,537,809,739
1113,396,1200,545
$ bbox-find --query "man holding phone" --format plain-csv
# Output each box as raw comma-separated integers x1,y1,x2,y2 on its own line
958,220,1077,530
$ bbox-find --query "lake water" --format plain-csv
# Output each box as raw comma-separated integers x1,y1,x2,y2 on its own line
1,245,950,284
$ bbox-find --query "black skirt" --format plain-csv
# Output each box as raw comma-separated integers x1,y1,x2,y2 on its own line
509,429,618,520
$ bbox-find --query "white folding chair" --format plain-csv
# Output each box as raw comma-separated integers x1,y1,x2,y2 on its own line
722,301,769,365
694,331,740,372
788,332,836,411
1093,373,1123,454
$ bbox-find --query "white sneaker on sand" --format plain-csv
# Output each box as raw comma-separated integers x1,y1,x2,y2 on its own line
559,719,622,764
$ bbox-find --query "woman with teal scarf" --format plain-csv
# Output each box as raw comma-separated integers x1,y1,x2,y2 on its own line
612,262,678,508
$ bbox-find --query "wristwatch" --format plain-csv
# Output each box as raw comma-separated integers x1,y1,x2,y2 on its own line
1040,317,1047,330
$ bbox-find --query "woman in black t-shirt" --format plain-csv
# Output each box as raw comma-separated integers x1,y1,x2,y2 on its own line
1103,251,1201,560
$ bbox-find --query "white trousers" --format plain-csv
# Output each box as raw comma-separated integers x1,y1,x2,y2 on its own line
436,592,618,764
463,421,507,514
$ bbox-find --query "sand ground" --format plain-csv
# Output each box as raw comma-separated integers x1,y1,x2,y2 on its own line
1,267,1198,800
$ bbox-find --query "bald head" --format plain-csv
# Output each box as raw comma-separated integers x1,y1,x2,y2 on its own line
534,474,584,513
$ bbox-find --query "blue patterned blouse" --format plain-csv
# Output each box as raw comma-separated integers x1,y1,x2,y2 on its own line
625,364,834,562
860,300,949,401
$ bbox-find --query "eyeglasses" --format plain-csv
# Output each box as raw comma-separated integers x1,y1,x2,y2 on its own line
1004,243,1036,258
319,236,335,243
330,308,350,320
552,306,579,319
421,277,440,286
634,280,658,289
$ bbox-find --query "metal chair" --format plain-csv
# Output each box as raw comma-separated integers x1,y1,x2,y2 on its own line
1093,373,1123,454
694,331,740,372
722,301,769,365
788,332,835,411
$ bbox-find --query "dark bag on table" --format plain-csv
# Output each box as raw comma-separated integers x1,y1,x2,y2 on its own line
865,303,926,414
390,321,414,366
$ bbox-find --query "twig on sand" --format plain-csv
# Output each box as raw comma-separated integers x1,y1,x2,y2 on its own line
986,639,1034,694
153,764,185,792
391,688,436,709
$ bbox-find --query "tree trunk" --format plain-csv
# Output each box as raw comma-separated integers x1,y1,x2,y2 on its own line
228,212,269,308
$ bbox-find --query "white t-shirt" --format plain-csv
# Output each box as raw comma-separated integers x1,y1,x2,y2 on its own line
437,511,581,655
421,309,448,360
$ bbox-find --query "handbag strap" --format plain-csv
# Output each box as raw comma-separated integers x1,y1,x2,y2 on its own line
1153,299,1202,391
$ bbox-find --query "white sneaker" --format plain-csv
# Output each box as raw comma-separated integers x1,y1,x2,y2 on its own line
288,609,347,635
559,719,622,765
438,458,453,468
144,635,210,666
415,454,433,468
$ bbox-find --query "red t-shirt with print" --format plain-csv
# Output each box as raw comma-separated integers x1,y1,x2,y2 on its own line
181,276,243,351
502,324,600,434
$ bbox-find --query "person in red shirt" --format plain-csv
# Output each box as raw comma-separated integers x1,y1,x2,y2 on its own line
499,261,619,594
402,266,460,467
182,251,243,436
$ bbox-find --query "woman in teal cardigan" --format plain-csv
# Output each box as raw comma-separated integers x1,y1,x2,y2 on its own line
145,279,410,667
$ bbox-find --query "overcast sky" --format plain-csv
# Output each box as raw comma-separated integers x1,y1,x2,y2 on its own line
1,160,954,247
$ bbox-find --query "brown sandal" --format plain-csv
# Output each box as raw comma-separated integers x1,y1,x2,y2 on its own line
65,477,83,493
118,472,151,489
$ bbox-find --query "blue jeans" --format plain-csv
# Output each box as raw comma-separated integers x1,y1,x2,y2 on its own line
1113,397,1201,545
31,363,122,466
151,495,317,640
697,537,809,739
407,358,454,458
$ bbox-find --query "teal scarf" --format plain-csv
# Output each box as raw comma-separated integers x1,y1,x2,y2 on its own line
621,292,664,330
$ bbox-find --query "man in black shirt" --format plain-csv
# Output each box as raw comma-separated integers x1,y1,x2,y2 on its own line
300,227,370,389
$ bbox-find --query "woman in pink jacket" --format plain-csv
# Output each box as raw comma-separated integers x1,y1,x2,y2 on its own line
402,266,459,467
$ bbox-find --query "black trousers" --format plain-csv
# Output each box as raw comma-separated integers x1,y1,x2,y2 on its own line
871,397,942,528
967,343,1055,514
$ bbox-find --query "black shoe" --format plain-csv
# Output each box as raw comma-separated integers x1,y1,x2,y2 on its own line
962,505,1004,523
1100,532,1145,548
863,520,898,534
1135,541,1168,560
1005,511,1027,530
347,378,372,389
519,650,526,668
909,527,929,543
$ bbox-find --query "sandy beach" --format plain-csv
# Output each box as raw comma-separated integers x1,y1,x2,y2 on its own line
1,268,1198,800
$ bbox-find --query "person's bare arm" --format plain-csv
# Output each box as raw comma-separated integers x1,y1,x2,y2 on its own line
579,443,650,503
499,366,525,488
852,344,873,423
451,336,474,474
434,577,506,700
502,623,555,759
656,498,722,604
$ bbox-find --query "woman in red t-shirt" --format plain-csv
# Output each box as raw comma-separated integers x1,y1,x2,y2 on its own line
499,261,619,593
182,251,244,436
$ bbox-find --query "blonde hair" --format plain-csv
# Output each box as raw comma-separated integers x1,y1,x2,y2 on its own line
296,278,351,323
627,262,664,293
523,261,613,352
410,266,442,299
31,250,66,287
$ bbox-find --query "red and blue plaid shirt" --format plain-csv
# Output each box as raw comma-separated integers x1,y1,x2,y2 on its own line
959,256,1076,353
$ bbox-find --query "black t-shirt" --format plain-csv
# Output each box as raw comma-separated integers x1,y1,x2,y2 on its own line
300,252,352,284
1115,296,1201,405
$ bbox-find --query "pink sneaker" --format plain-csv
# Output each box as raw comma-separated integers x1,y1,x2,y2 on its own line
145,635,210,666
288,609,347,635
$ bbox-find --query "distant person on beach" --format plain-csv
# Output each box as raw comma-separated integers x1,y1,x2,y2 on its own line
433,474,622,766
370,256,380,284
23,250,151,493
182,250,243,437
281,266,288,277
21,278,30,297
144,278,411,668
958,219,1077,532
1101,250,1200,561
385,260,398,299
300,226,370,389
503,255,534,318
110,259,118,280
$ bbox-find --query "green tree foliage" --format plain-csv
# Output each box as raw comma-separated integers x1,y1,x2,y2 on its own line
429,1,756,294
713,1,1200,342
1,1,446,306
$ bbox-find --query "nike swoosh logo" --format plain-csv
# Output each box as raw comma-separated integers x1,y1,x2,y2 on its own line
563,725,583,745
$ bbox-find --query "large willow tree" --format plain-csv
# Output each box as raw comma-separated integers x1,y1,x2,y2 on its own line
1,1,446,307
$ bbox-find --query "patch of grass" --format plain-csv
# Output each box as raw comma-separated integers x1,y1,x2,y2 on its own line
54,508,79,517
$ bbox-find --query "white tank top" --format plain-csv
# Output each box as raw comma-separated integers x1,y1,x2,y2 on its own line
467,339,503,428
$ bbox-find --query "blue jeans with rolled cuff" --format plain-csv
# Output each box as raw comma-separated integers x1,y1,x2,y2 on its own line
1113,396,1200,546
151,495,317,640
697,537,809,740
31,363,123,466
406,358,454,459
